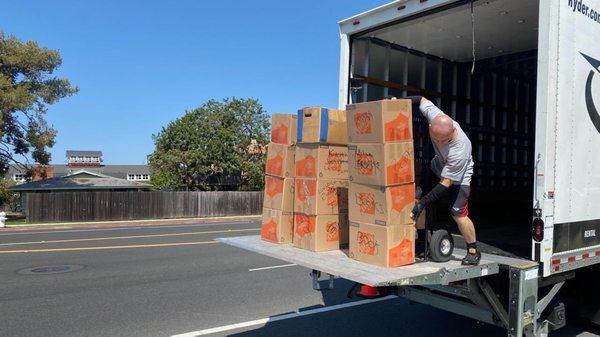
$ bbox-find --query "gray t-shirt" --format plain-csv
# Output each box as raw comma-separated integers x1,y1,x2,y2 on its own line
419,100,474,186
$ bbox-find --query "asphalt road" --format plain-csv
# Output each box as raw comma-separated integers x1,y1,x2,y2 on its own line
0,220,597,337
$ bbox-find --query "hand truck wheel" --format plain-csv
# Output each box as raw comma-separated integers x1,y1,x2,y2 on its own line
428,229,454,262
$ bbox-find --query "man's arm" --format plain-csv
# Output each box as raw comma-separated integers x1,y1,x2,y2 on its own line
407,96,443,122
410,177,453,220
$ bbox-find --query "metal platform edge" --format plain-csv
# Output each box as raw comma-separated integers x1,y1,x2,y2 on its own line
215,235,540,287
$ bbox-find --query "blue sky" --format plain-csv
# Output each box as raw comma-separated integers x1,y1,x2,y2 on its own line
1,1,386,164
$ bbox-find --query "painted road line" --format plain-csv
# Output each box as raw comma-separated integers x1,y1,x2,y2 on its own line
0,221,259,237
171,295,398,337
0,240,219,254
248,264,297,272
0,228,259,247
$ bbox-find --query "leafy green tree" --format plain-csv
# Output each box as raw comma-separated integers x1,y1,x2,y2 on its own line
0,178,17,210
148,98,270,191
0,32,78,172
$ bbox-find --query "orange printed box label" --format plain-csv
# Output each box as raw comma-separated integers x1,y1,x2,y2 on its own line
296,155,316,177
295,214,315,238
271,122,289,144
355,149,380,176
266,154,284,176
390,184,414,213
384,113,410,142
357,230,378,255
265,176,284,198
389,239,414,267
357,192,376,215
261,220,278,242
354,111,373,135
295,179,316,202
320,183,340,208
386,153,412,185
325,148,346,173
326,221,340,242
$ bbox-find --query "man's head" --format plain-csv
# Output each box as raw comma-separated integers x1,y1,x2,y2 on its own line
429,114,456,145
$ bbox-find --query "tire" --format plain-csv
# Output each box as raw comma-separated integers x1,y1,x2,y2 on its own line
428,229,454,262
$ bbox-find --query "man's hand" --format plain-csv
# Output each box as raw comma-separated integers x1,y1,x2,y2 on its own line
410,202,424,220
410,183,450,220
406,96,423,105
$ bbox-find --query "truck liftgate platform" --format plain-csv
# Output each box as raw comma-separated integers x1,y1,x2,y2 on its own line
218,235,534,287
219,236,568,337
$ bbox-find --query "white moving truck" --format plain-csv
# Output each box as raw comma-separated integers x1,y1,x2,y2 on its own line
221,1,600,336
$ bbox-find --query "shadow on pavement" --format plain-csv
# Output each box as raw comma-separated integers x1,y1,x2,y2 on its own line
226,276,600,337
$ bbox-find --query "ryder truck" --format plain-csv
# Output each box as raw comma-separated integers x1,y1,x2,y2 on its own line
221,1,600,336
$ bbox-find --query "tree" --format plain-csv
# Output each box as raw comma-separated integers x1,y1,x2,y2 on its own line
0,178,17,211
0,32,78,172
148,98,270,191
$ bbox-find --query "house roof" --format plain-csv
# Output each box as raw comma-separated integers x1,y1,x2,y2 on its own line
66,150,103,157
10,170,151,192
6,164,150,180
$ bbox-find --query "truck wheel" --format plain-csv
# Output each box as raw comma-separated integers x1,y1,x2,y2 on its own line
428,229,454,262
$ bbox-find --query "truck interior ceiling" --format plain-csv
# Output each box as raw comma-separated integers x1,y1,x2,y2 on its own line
349,0,540,258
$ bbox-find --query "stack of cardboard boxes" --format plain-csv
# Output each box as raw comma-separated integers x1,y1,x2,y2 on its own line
261,114,297,244
346,99,417,267
293,107,350,251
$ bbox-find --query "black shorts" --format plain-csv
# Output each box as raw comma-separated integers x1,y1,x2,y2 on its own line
448,185,470,217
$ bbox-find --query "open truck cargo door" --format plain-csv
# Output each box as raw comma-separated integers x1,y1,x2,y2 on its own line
538,0,600,276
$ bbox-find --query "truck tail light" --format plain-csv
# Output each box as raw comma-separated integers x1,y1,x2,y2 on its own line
532,217,544,242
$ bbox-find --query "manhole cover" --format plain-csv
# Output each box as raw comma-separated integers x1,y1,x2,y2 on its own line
17,264,85,275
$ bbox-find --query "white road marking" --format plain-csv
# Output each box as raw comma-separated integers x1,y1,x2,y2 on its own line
0,221,258,236
248,263,297,272
171,295,397,337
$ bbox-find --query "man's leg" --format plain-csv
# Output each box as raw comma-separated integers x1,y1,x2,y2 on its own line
453,215,476,253
449,185,480,265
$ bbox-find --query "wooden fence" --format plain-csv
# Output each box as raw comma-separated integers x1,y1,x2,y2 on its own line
25,191,263,223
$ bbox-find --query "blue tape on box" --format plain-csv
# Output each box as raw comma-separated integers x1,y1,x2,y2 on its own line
297,109,303,142
319,108,328,142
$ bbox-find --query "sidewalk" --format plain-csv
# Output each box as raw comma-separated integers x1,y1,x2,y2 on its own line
0,215,261,232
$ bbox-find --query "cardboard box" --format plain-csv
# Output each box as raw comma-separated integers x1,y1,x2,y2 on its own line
348,142,414,186
349,182,415,226
271,113,297,145
349,221,415,268
294,178,348,215
346,99,413,143
261,208,294,244
263,176,294,212
265,143,295,178
297,107,347,145
293,213,349,251
295,144,348,180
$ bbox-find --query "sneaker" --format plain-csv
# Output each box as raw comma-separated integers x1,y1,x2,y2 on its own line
461,250,481,266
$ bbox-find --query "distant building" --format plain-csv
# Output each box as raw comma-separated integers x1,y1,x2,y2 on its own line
10,169,151,193
6,150,151,185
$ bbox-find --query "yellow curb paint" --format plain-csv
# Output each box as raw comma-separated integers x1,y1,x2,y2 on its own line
0,240,220,254
0,228,260,247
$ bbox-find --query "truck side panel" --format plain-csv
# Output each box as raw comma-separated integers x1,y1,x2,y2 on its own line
550,0,600,268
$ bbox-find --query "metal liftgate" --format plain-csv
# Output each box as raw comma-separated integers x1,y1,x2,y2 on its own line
219,235,559,337
218,235,533,287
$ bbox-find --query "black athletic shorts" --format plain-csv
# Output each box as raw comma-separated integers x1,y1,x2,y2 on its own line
448,185,470,218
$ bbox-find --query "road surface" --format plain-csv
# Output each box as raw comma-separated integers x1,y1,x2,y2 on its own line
0,220,597,337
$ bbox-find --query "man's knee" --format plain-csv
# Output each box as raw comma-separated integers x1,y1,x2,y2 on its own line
453,215,473,227
450,206,468,218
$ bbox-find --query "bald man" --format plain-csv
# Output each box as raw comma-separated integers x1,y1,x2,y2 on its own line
408,96,479,265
